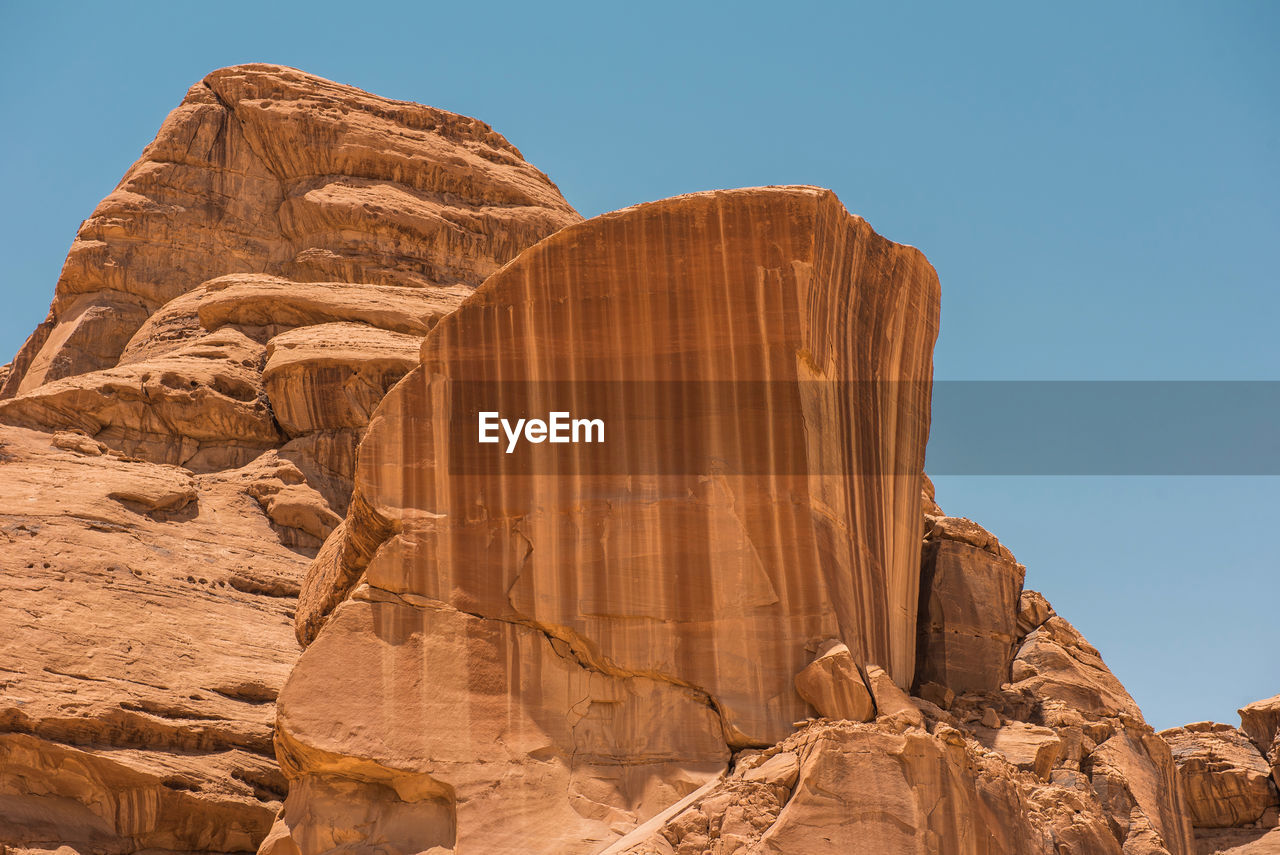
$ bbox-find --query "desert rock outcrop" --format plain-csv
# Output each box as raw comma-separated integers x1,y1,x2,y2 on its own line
1160,722,1278,828
0,425,301,850
1240,695,1280,790
793,642,875,722
266,186,942,852
2,61,1269,855
0,64,578,854
1,64,576,400
1160,704,1280,855
915,514,1025,695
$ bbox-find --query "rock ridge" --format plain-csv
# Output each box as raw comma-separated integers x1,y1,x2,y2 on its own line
0,63,580,854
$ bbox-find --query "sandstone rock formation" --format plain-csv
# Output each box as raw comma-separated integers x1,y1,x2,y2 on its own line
0,425,307,850
1160,723,1278,828
0,61,1269,855
1,64,576,400
265,185,942,852
915,514,1025,695
1159,704,1280,855
1240,695,1280,791
0,64,578,853
793,642,874,722
0,61,578,487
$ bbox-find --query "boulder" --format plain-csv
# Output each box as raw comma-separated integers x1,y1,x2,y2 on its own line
973,721,1063,781
794,642,874,722
865,664,925,729
1017,588,1056,636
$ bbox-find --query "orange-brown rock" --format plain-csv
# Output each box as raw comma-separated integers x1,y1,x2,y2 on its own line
1,64,578,399
2,61,1244,855
1088,728,1196,855
984,589,1198,855
269,588,729,854
915,517,1025,695
0,328,281,471
1011,613,1145,721
1191,826,1280,855
261,322,420,438
1160,722,1279,828
793,642,875,722
269,186,941,852
0,425,302,851
0,64,580,854
0,64,577,482
1240,695,1280,791
196,274,469,337
972,721,1063,781
608,718,1125,855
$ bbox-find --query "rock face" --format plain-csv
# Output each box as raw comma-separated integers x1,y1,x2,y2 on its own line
1,64,576,400
1160,723,1278,828
0,61,578,484
915,515,1025,695
1240,695,1280,791
1,61,1267,855
0,426,301,850
0,64,578,854
266,186,942,852
1159,705,1280,855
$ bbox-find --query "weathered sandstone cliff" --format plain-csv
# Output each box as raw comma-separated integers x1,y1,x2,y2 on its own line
264,185,940,852
0,64,578,853
1,63,1273,855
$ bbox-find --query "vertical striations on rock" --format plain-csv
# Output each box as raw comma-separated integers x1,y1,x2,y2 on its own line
269,186,942,852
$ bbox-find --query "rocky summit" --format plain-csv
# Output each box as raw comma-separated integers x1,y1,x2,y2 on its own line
0,65,1274,855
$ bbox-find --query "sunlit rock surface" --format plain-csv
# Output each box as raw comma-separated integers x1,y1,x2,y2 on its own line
270,186,942,852
0,63,578,853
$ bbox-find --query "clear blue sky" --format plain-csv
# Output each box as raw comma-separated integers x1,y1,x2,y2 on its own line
1,2,1275,730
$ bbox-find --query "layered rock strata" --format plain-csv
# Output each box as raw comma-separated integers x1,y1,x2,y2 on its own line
2,61,1270,855
0,64,578,853
2,64,577,399
0,425,303,850
1161,706,1280,855
1160,723,1278,828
